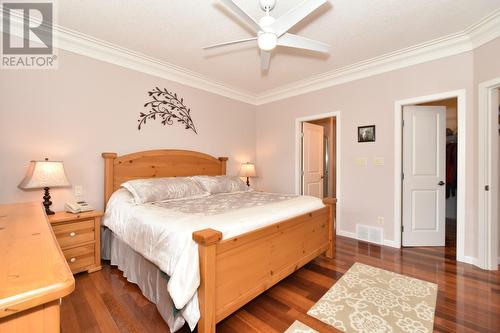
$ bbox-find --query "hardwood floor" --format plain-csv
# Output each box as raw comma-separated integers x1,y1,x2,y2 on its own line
61,236,500,333
445,217,457,258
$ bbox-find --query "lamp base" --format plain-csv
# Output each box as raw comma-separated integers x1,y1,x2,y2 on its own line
43,187,55,215
246,177,250,187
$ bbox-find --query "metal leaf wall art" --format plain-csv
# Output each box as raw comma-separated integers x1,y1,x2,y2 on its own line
138,87,197,134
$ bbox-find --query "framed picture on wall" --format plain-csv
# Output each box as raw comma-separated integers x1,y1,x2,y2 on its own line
358,125,376,143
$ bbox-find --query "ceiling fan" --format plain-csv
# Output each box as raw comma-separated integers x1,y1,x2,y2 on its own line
204,0,330,70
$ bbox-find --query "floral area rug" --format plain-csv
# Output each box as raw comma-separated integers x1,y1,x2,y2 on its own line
284,320,319,333
307,262,437,333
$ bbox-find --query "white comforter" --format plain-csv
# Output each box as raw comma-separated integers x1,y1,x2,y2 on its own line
102,189,324,331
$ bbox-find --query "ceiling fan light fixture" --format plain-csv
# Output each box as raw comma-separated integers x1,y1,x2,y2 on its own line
258,31,277,51
259,0,276,11
259,15,275,27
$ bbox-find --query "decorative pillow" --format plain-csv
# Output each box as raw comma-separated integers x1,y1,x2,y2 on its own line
192,175,249,194
121,177,208,204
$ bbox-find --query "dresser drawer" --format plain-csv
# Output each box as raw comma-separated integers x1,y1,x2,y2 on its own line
52,219,95,248
63,244,95,273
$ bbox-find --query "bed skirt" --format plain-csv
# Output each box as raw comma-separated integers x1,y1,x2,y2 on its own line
101,227,192,332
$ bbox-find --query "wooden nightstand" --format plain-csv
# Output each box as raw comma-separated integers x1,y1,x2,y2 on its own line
48,210,103,274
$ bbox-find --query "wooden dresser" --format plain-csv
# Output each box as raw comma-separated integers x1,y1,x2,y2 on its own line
48,211,103,274
0,202,75,332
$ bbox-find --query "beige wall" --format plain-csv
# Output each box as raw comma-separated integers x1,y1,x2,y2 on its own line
255,36,500,259
473,39,500,260
0,50,256,211
1,35,499,261
255,50,477,254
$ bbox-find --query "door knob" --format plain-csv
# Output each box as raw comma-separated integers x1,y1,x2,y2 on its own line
438,181,445,186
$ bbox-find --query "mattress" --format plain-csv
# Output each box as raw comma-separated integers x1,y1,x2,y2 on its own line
102,189,324,331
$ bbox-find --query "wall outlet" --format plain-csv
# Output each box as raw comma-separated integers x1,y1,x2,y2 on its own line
355,157,368,167
377,216,385,225
374,157,385,166
74,185,83,197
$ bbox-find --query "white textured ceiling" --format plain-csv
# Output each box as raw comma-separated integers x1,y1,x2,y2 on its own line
58,0,500,94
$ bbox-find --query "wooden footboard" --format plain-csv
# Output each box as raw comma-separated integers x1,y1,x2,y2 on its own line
193,198,336,333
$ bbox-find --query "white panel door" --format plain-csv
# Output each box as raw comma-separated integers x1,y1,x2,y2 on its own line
302,122,324,198
402,106,446,246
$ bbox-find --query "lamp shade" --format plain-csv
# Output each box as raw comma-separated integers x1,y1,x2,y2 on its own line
18,159,71,189
239,162,256,178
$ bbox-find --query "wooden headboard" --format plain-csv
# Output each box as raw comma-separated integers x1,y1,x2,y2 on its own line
101,149,228,207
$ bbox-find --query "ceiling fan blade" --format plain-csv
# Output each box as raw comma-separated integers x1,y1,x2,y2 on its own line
203,37,257,50
277,33,330,53
220,0,261,32
271,0,327,37
261,51,271,71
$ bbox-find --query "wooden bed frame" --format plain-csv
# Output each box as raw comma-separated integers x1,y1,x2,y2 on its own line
102,149,336,333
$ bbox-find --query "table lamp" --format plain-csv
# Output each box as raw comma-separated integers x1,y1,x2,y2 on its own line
239,162,256,187
18,158,71,215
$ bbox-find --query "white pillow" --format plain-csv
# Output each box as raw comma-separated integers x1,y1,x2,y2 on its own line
121,177,208,204
192,175,249,194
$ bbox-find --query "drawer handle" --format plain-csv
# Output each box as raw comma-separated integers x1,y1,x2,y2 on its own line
69,232,76,237
70,257,76,263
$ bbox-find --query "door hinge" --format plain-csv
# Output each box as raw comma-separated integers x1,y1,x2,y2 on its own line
401,225,404,233
485,185,490,191
402,119,405,127
402,173,405,180
300,132,304,138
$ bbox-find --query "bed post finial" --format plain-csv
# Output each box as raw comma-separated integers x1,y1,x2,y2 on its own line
102,152,117,209
193,228,222,333
218,157,228,175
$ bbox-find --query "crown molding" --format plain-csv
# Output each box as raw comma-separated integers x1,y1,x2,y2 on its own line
53,26,259,105
255,9,500,105
2,8,500,106
1,10,258,105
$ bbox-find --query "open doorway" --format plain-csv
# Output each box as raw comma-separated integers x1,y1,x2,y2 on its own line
294,112,340,200
394,90,466,264
301,117,336,198
401,98,458,256
295,111,341,234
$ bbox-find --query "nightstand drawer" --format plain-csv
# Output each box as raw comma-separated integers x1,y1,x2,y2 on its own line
63,244,95,273
53,219,95,248
49,210,103,274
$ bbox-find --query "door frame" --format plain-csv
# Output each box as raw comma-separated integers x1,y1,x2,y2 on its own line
394,90,467,263
478,78,500,270
295,111,341,224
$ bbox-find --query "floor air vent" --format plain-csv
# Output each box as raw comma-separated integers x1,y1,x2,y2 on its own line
356,224,383,244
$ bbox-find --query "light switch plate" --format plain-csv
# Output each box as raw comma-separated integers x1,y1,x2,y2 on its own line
377,216,385,225
355,157,368,167
374,157,385,166
74,185,83,197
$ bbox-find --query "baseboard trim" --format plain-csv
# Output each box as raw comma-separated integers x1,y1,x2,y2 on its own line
459,255,478,266
336,230,400,248
336,230,356,239
382,239,400,249
337,231,487,267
